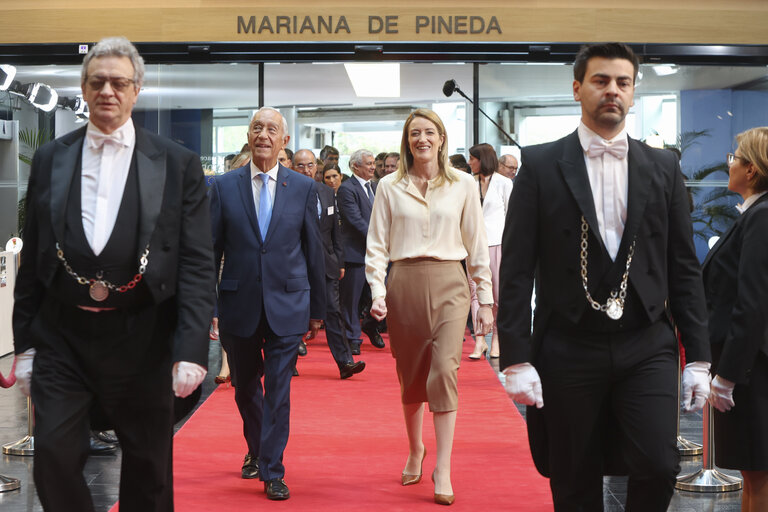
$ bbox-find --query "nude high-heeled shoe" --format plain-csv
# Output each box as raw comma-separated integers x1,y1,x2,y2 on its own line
431,470,455,505
401,447,427,486
468,338,488,360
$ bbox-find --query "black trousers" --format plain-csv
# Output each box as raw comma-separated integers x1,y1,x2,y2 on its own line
31,298,175,512
324,276,353,368
536,319,680,512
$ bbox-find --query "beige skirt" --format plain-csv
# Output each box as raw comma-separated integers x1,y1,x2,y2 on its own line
386,259,471,412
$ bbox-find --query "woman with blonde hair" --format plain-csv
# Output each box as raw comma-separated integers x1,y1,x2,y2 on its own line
367,109,493,505
704,126,768,512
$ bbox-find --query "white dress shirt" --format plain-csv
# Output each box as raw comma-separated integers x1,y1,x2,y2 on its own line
477,172,514,246
366,170,493,304
578,122,629,261
736,190,767,214
81,118,136,256
353,173,374,201
250,161,279,215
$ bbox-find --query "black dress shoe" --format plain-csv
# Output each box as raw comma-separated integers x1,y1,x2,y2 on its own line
89,435,117,456
367,332,385,349
292,366,299,376
242,453,260,479
92,430,118,444
340,361,366,379
264,478,290,500
350,344,361,356
297,340,307,357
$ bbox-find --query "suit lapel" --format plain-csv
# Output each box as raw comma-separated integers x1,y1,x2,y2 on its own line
236,165,261,240
702,217,739,270
617,138,653,257
701,193,768,269
557,131,601,243
50,127,87,243
135,128,167,251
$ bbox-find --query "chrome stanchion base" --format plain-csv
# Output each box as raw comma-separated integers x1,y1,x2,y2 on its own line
676,468,743,492
0,474,21,492
2,435,34,456
677,435,703,456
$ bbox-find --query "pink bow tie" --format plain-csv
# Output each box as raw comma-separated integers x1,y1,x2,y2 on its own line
86,130,126,149
587,138,628,159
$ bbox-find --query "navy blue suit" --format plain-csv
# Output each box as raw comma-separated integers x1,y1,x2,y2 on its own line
337,176,374,347
209,164,325,481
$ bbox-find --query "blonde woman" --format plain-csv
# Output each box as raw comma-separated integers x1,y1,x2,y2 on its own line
704,127,768,512
367,109,493,506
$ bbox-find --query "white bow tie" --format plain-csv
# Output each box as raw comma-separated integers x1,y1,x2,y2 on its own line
86,130,127,150
587,138,628,159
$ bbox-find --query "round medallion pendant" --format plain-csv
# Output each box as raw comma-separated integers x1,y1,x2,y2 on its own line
606,298,623,320
89,281,109,302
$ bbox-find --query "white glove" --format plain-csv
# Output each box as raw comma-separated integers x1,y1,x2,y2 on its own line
172,361,207,398
709,375,736,413
14,348,36,397
681,361,711,412
503,363,544,408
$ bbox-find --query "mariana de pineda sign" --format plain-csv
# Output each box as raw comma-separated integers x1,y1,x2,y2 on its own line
236,14,502,37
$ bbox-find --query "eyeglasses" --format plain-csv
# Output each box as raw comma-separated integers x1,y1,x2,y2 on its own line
295,162,316,171
727,152,748,166
500,162,518,171
85,76,136,92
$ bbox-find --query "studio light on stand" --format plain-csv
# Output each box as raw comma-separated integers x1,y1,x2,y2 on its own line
59,95,89,116
25,83,58,112
0,65,16,91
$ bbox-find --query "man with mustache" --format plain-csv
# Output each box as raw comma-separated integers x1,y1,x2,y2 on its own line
498,42,711,511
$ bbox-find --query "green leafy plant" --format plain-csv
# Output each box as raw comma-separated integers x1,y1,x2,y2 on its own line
18,127,52,165
16,128,52,235
679,130,738,242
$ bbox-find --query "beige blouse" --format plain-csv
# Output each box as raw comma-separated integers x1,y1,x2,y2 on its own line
365,168,493,304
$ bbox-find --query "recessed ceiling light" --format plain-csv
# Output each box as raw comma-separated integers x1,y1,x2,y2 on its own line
344,63,400,98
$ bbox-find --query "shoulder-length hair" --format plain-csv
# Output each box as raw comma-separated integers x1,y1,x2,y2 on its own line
395,108,459,186
469,143,498,177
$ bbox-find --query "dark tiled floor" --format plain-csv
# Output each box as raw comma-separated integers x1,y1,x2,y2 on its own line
0,341,745,511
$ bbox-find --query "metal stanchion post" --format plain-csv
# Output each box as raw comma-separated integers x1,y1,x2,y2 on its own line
0,473,21,492
676,401,742,492
677,353,702,456
3,396,34,455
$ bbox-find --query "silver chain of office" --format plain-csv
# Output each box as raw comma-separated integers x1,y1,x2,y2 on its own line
580,216,635,320
55,242,149,302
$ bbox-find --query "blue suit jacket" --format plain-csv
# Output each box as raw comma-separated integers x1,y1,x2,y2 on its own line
337,176,375,265
209,164,326,338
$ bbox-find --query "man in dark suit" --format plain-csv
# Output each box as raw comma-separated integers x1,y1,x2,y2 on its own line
12,37,215,512
293,149,365,379
497,43,711,511
209,108,325,500
338,149,385,354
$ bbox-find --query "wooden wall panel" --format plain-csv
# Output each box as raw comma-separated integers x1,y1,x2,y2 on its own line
2,2,768,45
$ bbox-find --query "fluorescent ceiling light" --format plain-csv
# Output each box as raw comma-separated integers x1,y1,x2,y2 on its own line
344,63,400,98
652,65,678,76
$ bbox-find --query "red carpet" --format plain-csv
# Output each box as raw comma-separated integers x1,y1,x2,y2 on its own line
112,331,552,511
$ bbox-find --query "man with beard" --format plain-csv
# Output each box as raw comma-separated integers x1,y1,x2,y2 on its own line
498,42,711,511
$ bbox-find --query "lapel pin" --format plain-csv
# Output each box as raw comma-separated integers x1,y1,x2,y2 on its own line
282,182,287,186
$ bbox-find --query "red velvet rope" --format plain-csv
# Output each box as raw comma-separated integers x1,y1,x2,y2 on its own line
0,358,17,388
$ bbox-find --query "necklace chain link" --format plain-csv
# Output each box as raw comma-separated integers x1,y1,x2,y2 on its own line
55,242,149,294
579,216,635,318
